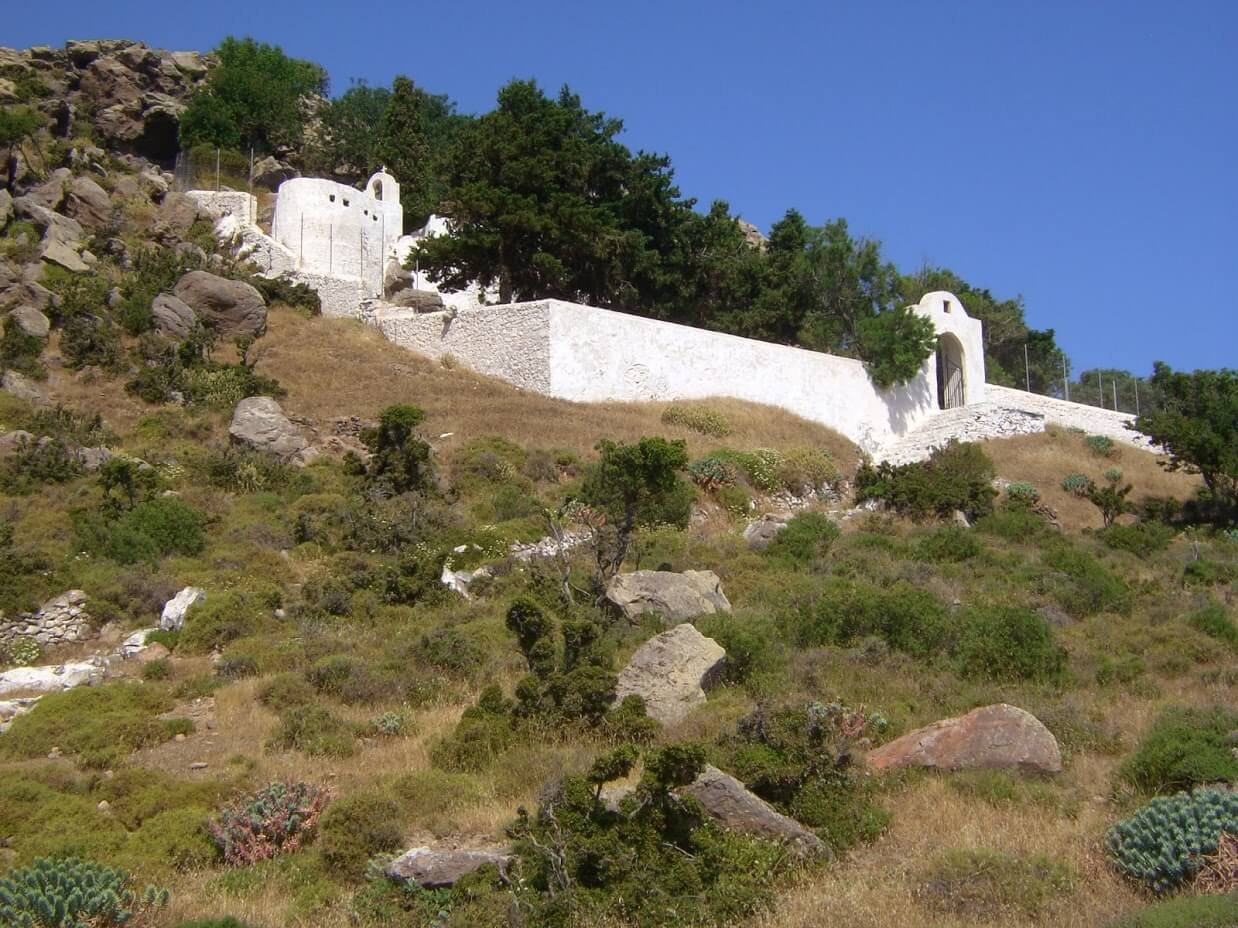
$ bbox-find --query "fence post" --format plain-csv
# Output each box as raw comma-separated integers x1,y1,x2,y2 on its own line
1024,343,1031,392
1112,380,1118,413
248,147,254,195
1097,372,1103,409
1062,356,1070,402
215,147,220,193
1134,379,1140,416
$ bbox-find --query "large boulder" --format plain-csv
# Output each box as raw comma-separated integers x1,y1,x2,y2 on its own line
228,396,309,460
682,766,826,857
14,197,83,246
384,846,512,889
865,704,1062,776
9,305,50,339
40,239,89,273
64,175,114,229
613,623,725,726
251,156,297,190
160,586,206,631
605,570,731,624
389,288,445,312
0,658,105,697
172,270,267,338
150,292,198,340
2,370,50,406
743,514,789,551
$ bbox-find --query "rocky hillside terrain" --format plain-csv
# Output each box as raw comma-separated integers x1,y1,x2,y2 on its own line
0,37,1236,928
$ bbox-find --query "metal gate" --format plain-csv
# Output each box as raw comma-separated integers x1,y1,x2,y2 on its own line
938,353,965,409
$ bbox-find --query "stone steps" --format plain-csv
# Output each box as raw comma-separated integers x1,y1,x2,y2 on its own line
877,403,1046,465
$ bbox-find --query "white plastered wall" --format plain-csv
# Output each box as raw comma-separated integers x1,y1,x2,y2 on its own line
912,290,987,407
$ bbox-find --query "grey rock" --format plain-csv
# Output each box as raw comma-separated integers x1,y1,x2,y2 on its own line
228,396,308,459
605,569,731,624
0,189,12,227
0,430,34,455
389,288,445,312
14,196,83,245
614,623,726,726
385,846,512,889
160,586,206,631
64,175,113,229
24,169,72,211
155,192,202,236
40,239,89,273
2,370,50,406
0,658,103,697
251,156,297,189
682,766,826,857
76,446,116,471
170,51,208,75
172,270,267,338
9,305,50,338
743,514,789,550
151,292,198,340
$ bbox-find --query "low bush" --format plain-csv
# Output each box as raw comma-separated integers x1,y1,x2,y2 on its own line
1005,481,1041,506
1106,894,1238,928
317,791,403,881
1186,602,1238,647
855,440,997,521
305,653,383,704
1118,707,1238,794
918,848,1075,918
0,857,168,928
73,496,206,564
1062,473,1091,495
1184,558,1237,587
268,705,358,757
0,436,83,493
953,606,1065,682
258,673,317,711
974,505,1049,540
695,614,782,686
1039,541,1132,616
0,683,175,767
209,781,332,866
716,484,751,515
1105,787,1238,893
777,447,839,495
688,456,736,490
1100,521,1174,557
792,577,949,659
1086,434,1116,457
418,627,485,674
178,590,277,654
712,447,785,491
915,524,983,562
763,512,840,565
660,403,731,436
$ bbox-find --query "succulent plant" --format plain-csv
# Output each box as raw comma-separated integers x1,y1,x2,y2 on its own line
1105,787,1238,893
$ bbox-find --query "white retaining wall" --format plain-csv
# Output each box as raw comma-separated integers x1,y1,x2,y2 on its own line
985,385,1151,450
374,300,945,453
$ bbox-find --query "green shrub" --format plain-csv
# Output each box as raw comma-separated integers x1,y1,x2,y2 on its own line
305,654,382,703
914,524,982,562
688,455,736,490
361,404,433,495
695,614,781,686
317,791,403,881
974,506,1049,540
764,512,840,564
73,496,206,564
0,856,168,928
712,447,785,491
178,590,275,654
141,657,172,681
1184,558,1236,587
418,627,485,674
257,673,317,711
1005,481,1041,506
778,447,840,495
1118,707,1238,794
1106,894,1238,928
4,636,42,666
1086,434,1116,457
1062,473,1091,495
1100,522,1174,557
209,781,332,866
1105,787,1238,893
450,435,527,491
1186,602,1238,647
660,403,732,436
249,274,321,315
0,436,83,493
176,920,258,928
1040,541,1132,616
268,705,358,757
0,683,174,767
953,606,1065,682
855,440,997,521
918,848,1075,918
793,578,948,658
716,484,751,515
134,806,217,871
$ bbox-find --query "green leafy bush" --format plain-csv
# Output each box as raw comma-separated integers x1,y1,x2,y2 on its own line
1062,473,1091,495
855,440,997,521
1086,434,1116,457
974,506,1048,540
1040,542,1132,616
209,781,332,866
1100,522,1174,557
268,705,358,757
763,512,840,565
777,447,840,495
0,857,168,928
0,683,175,767
361,404,433,495
792,578,948,658
317,791,403,882
688,456,736,490
953,606,1065,682
1118,707,1238,794
1005,481,1041,506
660,403,732,436
914,524,982,562
1104,787,1238,893
4,636,42,666
257,673,316,711
0,436,83,493
1105,894,1238,928
1187,602,1238,647
712,447,785,491
73,496,206,564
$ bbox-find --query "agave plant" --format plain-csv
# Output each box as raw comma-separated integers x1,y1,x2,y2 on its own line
1105,787,1238,893
0,856,168,928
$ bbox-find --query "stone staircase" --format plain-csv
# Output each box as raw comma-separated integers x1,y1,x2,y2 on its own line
877,403,1046,465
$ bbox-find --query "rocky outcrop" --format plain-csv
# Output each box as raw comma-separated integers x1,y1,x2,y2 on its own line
151,292,198,340
384,846,512,889
682,766,826,857
2,370,50,406
251,156,297,189
389,289,445,312
613,624,726,725
40,238,89,272
0,590,94,648
0,696,40,733
605,570,731,624
172,270,267,338
9,305,50,339
0,658,105,696
865,704,1062,775
743,514,789,550
160,587,206,631
64,175,113,229
228,396,310,460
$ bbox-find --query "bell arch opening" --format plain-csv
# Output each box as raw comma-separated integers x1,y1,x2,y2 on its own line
936,333,966,409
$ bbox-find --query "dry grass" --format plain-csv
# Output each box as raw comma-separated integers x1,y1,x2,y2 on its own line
982,426,1201,532
255,308,861,469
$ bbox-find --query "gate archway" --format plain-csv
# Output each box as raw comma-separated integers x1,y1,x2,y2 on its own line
936,333,966,409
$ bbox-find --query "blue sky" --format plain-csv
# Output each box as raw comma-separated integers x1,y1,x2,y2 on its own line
9,1,1236,375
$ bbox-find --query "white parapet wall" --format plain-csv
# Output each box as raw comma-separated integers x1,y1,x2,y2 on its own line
985,385,1152,450
374,299,948,454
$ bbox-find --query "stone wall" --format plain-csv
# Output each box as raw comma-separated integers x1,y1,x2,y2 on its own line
0,590,93,648
186,190,256,226
985,385,1151,450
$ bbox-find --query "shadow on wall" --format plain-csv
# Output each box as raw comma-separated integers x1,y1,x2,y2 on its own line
883,365,936,438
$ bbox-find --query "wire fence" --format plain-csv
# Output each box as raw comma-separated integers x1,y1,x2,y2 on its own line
172,146,255,194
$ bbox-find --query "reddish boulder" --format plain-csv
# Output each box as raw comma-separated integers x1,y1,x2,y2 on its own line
865,703,1061,776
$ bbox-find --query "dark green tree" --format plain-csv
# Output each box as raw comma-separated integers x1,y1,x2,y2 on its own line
0,106,45,190
180,37,327,153
359,404,433,495
1134,363,1237,517
310,80,390,177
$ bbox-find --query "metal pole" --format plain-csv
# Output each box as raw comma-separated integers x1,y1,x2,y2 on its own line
1024,343,1031,392
299,213,304,268
1134,379,1140,416
248,147,254,195
1097,372,1103,408
1063,356,1070,402
215,147,220,192
1112,380,1118,412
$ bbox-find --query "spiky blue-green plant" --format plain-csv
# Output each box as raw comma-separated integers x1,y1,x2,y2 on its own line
0,856,166,927
1104,787,1238,893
